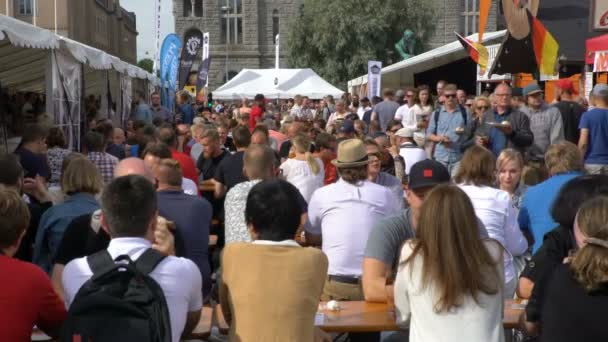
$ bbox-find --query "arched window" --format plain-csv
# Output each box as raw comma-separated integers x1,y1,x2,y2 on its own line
221,0,244,44
272,9,280,44
183,0,192,17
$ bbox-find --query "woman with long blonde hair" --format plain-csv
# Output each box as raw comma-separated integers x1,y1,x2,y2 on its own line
394,184,505,342
524,196,608,341
279,134,324,203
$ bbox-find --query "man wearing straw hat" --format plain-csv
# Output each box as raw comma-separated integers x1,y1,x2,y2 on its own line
305,139,401,301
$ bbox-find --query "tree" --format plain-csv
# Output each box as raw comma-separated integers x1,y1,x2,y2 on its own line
286,0,437,89
137,58,154,73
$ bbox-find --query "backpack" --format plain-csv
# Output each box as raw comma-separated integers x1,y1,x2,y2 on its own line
432,104,468,135
60,248,172,342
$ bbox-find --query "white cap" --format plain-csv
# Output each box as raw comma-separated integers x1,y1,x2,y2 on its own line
395,127,414,138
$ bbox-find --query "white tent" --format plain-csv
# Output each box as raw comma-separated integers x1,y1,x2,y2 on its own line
213,68,344,100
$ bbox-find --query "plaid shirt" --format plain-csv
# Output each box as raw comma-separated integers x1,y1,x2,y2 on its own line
88,152,118,184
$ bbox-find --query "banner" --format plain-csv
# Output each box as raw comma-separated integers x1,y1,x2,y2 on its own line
178,28,204,91
160,34,182,110
152,0,162,74
367,61,382,98
195,33,211,103
274,34,280,87
594,50,608,72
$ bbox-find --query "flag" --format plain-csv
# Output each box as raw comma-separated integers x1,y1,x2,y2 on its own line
478,0,491,42
531,14,559,76
455,32,489,71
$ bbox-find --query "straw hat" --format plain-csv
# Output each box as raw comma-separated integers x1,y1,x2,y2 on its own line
331,139,370,168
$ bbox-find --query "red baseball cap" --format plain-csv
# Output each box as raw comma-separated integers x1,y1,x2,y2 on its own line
557,79,578,95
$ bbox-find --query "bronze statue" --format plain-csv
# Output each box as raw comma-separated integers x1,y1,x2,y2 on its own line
395,30,417,60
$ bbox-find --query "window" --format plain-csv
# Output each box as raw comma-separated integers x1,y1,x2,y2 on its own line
461,0,479,36
272,10,279,44
194,0,203,17
224,70,239,83
183,0,192,17
18,0,33,15
220,0,243,44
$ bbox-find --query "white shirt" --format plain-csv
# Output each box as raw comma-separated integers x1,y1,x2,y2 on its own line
398,143,427,175
357,106,371,119
280,158,325,203
458,184,528,284
395,240,505,342
62,237,203,342
252,239,301,247
306,179,401,276
394,104,410,126
182,177,198,196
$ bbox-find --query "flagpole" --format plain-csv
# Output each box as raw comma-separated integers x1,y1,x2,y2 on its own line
32,0,37,27
5,0,8,16
54,0,57,34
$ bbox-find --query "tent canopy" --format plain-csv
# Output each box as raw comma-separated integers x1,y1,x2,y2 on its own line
586,34,608,65
348,30,507,90
213,68,344,100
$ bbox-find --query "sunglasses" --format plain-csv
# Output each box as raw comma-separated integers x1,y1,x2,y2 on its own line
477,106,489,110
444,94,457,98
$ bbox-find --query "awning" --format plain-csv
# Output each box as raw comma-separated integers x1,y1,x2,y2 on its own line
348,30,507,89
586,34,608,65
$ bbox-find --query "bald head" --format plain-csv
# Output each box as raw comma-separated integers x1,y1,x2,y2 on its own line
113,158,154,182
244,144,275,180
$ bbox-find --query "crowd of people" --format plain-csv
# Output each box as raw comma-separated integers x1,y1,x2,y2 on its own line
0,78,608,342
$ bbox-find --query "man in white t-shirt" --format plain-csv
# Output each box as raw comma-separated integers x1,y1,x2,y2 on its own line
395,127,427,175
62,175,202,342
394,88,416,128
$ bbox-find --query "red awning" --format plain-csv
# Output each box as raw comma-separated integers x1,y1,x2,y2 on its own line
586,34,608,64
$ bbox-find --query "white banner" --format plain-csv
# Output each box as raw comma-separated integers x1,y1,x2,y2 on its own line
202,32,210,87
584,72,594,100
152,0,161,74
477,44,510,82
592,0,608,31
594,50,608,72
275,34,280,87
367,61,382,98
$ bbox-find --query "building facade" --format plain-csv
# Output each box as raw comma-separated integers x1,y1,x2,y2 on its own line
173,0,501,89
1,0,138,64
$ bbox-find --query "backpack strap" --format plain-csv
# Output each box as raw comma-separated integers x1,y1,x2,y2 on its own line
87,250,115,277
135,248,167,275
432,108,441,135
458,104,468,125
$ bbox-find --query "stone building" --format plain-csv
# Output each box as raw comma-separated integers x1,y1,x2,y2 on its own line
173,0,502,90
0,0,138,64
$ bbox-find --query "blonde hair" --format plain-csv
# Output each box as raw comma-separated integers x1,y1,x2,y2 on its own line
571,196,608,291
496,148,524,172
401,185,501,313
474,96,491,109
545,142,583,176
61,157,103,195
292,134,320,175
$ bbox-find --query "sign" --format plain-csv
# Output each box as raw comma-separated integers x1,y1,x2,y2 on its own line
178,29,204,90
592,0,608,31
152,0,161,74
367,61,382,98
594,50,608,72
477,44,511,82
584,72,594,100
159,34,182,109
195,32,211,103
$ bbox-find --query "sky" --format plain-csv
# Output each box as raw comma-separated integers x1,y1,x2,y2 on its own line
121,0,176,62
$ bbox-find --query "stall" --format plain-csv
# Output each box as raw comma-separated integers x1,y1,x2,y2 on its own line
0,14,160,151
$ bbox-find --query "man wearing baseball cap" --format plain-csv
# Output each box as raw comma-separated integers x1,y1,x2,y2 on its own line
554,79,585,144
578,84,608,174
520,82,565,167
362,159,489,303
305,139,401,303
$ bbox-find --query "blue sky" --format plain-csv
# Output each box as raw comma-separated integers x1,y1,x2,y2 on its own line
121,0,176,62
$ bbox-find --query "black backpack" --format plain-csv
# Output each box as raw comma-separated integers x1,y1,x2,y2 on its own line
60,248,172,342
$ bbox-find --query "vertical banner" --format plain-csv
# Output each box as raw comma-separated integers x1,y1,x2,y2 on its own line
178,28,204,91
274,34,280,87
152,0,162,74
195,33,211,103
160,34,182,110
367,61,382,98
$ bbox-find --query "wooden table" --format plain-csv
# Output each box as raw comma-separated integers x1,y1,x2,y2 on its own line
184,306,213,340
199,180,215,193
214,300,524,334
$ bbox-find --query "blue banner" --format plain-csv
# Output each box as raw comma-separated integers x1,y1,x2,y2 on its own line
160,34,182,111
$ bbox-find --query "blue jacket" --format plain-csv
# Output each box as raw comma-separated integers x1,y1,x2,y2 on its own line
33,193,99,273
518,172,582,252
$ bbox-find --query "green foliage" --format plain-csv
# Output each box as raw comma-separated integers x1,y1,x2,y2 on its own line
137,58,154,73
286,0,437,89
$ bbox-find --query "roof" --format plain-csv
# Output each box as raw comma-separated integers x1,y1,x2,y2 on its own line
213,68,344,100
586,34,608,65
348,30,507,88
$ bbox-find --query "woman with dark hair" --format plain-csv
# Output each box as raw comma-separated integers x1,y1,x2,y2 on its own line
394,184,504,342
455,145,528,298
518,175,608,306
46,127,71,188
524,196,608,341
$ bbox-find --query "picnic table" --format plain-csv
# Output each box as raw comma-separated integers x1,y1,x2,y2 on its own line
215,299,525,334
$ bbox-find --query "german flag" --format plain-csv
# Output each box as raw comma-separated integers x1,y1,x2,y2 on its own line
455,32,489,71
530,12,559,76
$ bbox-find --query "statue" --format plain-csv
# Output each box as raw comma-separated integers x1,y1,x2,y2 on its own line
395,29,417,61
